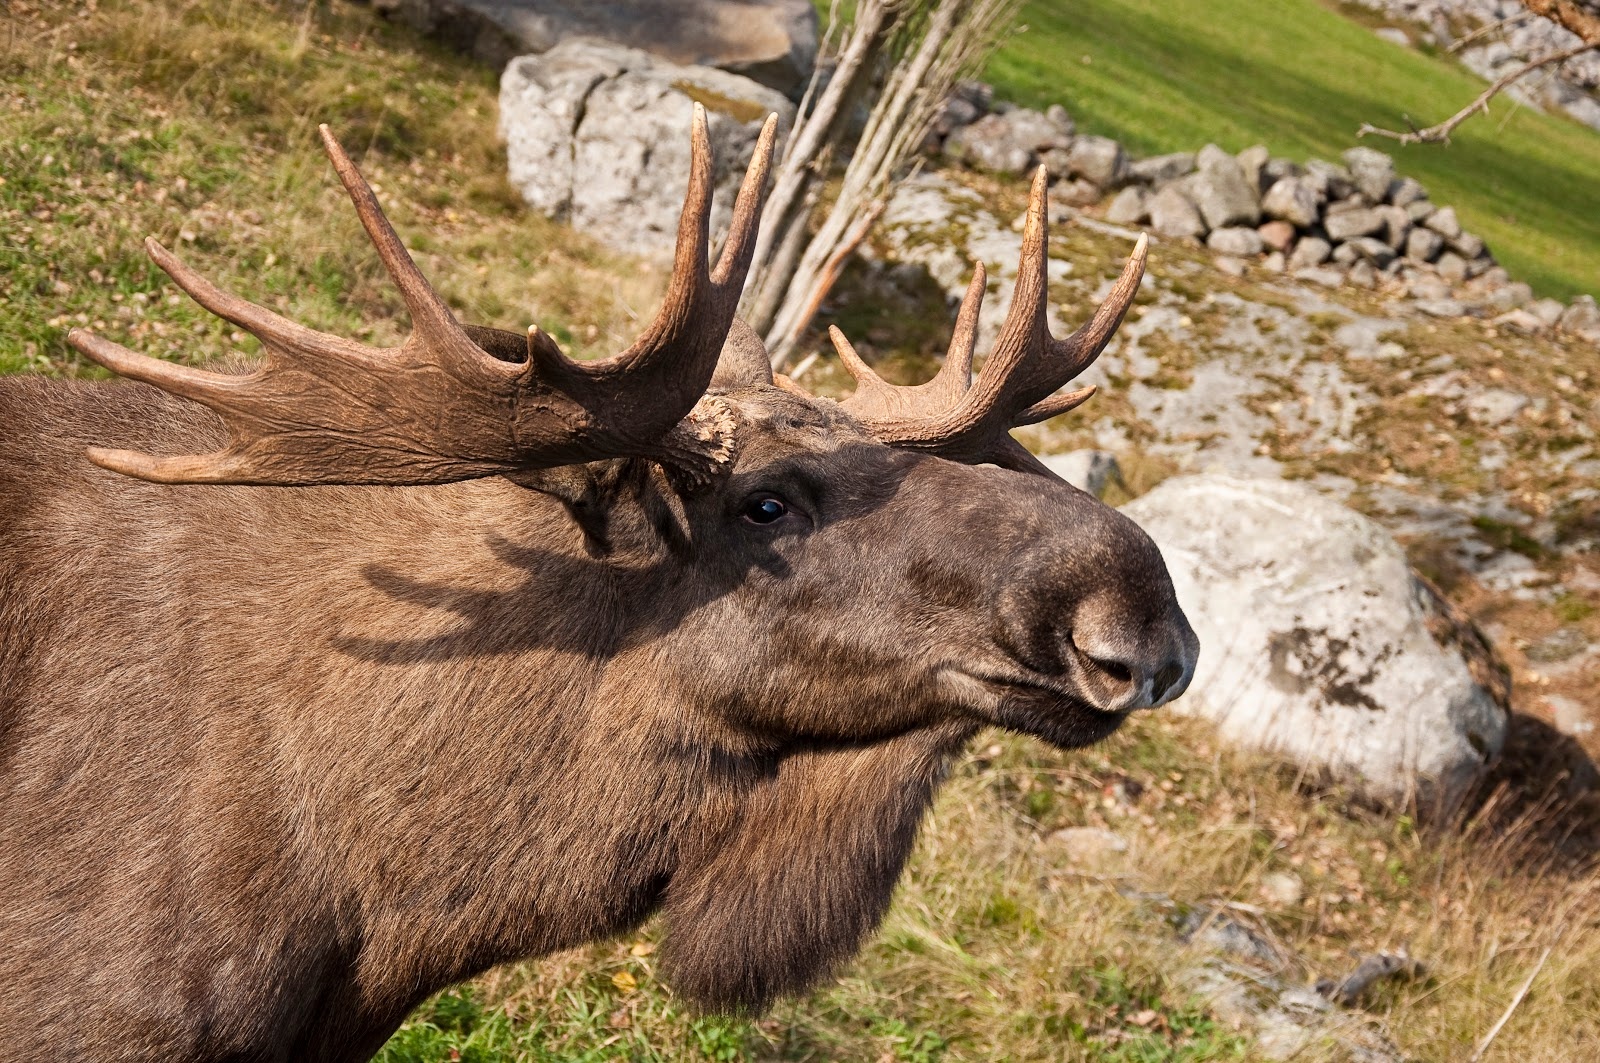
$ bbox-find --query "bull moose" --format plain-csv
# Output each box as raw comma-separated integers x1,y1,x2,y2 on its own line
0,107,1197,1061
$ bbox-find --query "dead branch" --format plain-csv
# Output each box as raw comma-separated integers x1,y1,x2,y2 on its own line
1523,0,1600,46
1358,41,1598,144
1447,11,1536,54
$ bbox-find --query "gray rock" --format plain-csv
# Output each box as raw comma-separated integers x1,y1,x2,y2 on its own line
1390,176,1427,207
1261,177,1319,228
1530,297,1568,326
1105,186,1151,225
1375,204,1411,249
1405,227,1444,263
1407,273,1451,300
933,94,981,135
1348,236,1396,268
500,39,795,255
1342,145,1397,203
1331,241,1360,266
1215,255,1249,278
1348,259,1378,288
383,0,818,95
1324,205,1385,242
1128,151,1196,186
1040,450,1123,497
1065,135,1129,189
1208,226,1266,256
1450,231,1487,260
1237,144,1271,192
1295,266,1346,287
1424,205,1462,239
1149,185,1208,240
999,106,1074,153
1054,178,1104,207
1192,144,1261,229
1303,158,1353,201
1262,250,1287,273
1436,251,1469,285
1415,298,1468,318
1123,475,1508,808
1560,295,1600,339
1287,235,1332,269
1374,26,1411,48
1405,198,1437,223
945,114,1034,174
1465,388,1531,425
1045,103,1075,138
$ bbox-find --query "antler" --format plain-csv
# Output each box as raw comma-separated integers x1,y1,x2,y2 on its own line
68,106,776,488
832,166,1145,474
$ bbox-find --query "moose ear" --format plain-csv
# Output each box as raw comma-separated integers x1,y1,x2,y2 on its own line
710,318,775,391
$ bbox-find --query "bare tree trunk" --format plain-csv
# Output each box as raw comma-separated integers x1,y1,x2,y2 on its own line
738,0,1022,370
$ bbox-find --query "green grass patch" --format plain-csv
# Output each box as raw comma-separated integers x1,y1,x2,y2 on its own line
985,0,1600,301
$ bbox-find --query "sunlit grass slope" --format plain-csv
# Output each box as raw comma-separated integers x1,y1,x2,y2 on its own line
986,0,1600,301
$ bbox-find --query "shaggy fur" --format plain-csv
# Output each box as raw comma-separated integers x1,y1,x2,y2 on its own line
0,332,1196,1062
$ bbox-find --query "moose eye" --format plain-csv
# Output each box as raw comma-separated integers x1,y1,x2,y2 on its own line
742,494,789,525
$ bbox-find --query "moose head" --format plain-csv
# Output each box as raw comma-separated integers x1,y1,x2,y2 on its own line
0,107,1196,1058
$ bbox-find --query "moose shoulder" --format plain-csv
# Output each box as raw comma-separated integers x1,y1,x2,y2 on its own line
0,108,1197,1062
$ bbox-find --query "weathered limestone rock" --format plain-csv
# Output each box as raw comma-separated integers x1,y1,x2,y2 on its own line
1207,226,1265,256
1129,152,1196,186
1149,185,1207,240
1192,144,1261,229
1561,295,1600,340
378,0,818,94
1405,227,1443,263
500,39,794,255
1122,475,1508,808
1040,450,1122,498
1324,205,1385,242
1065,135,1129,189
1342,145,1397,203
945,114,1034,174
1105,186,1151,225
1258,219,1296,253
1237,143,1270,192
1424,205,1462,240
1261,177,1319,228
1288,235,1332,269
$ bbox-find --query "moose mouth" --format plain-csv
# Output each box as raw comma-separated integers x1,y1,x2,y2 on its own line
944,667,1133,750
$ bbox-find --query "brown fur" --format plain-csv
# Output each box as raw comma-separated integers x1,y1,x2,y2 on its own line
0,336,1196,1062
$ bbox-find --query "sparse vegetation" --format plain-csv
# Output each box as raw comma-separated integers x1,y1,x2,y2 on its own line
4,2,1599,1060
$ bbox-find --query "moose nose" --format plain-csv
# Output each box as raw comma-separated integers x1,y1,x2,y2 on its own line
1079,642,1194,711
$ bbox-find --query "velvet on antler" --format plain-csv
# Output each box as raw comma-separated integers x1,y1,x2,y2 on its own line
831,166,1146,474
69,106,776,488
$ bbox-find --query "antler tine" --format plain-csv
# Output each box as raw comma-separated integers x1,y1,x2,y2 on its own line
711,112,779,289
317,125,485,365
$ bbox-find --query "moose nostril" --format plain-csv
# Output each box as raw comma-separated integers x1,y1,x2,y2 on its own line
1152,662,1183,701
1088,655,1134,686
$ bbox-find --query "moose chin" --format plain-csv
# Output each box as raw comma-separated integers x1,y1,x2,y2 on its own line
0,104,1197,1062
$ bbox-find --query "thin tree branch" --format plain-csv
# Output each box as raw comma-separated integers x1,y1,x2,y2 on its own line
1358,42,1598,144
1447,11,1535,54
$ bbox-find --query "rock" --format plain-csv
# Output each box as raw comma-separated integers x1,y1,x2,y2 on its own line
1121,475,1509,808
1053,178,1104,207
1260,871,1304,907
1237,144,1271,192
1560,295,1600,339
933,94,981,135
945,114,1033,174
999,106,1074,153
1436,251,1469,286
1375,204,1411,249
1258,219,1296,253
500,39,795,255
384,0,819,95
1287,235,1332,269
1261,177,1319,228
950,79,993,112
1149,185,1208,240
1348,259,1378,288
1465,388,1530,425
1208,226,1265,256
1303,158,1354,201
1128,151,1196,186
1047,826,1129,867
1348,236,1396,268
1389,176,1427,207
1330,241,1359,266
1295,266,1346,288
1424,205,1462,239
1342,146,1397,203
1407,273,1451,300
1191,144,1261,229
1045,103,1075,138
1449,231,1487,260
1065,135,1129,189
1374,26,1411,48
1262,250,1287,273
1215,255,1249,278
1105,186,1150,225
1485,281,1534,312
1492,309,1547,334
1405,227,1444,263
1405,198,1436,223
1415,298,1468,318
1040,450,1123,498
1324,205,1384,242
1529,297,1568,326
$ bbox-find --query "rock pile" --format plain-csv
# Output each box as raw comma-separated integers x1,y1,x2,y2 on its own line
928,86,1600,344
1348,0,1600,132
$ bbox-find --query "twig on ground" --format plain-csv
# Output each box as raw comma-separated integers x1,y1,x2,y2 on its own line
1467,946,1554,1062
1358,42,1598,144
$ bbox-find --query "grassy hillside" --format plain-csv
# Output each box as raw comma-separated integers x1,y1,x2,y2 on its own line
986,0,1600,302
4,2,1599,1061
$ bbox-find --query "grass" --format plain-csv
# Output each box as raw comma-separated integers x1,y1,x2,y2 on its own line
6,2,1600,1060
984,0,1600,302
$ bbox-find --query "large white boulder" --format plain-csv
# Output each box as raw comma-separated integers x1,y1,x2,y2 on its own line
500,39,794,258
1122,474,1509,809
